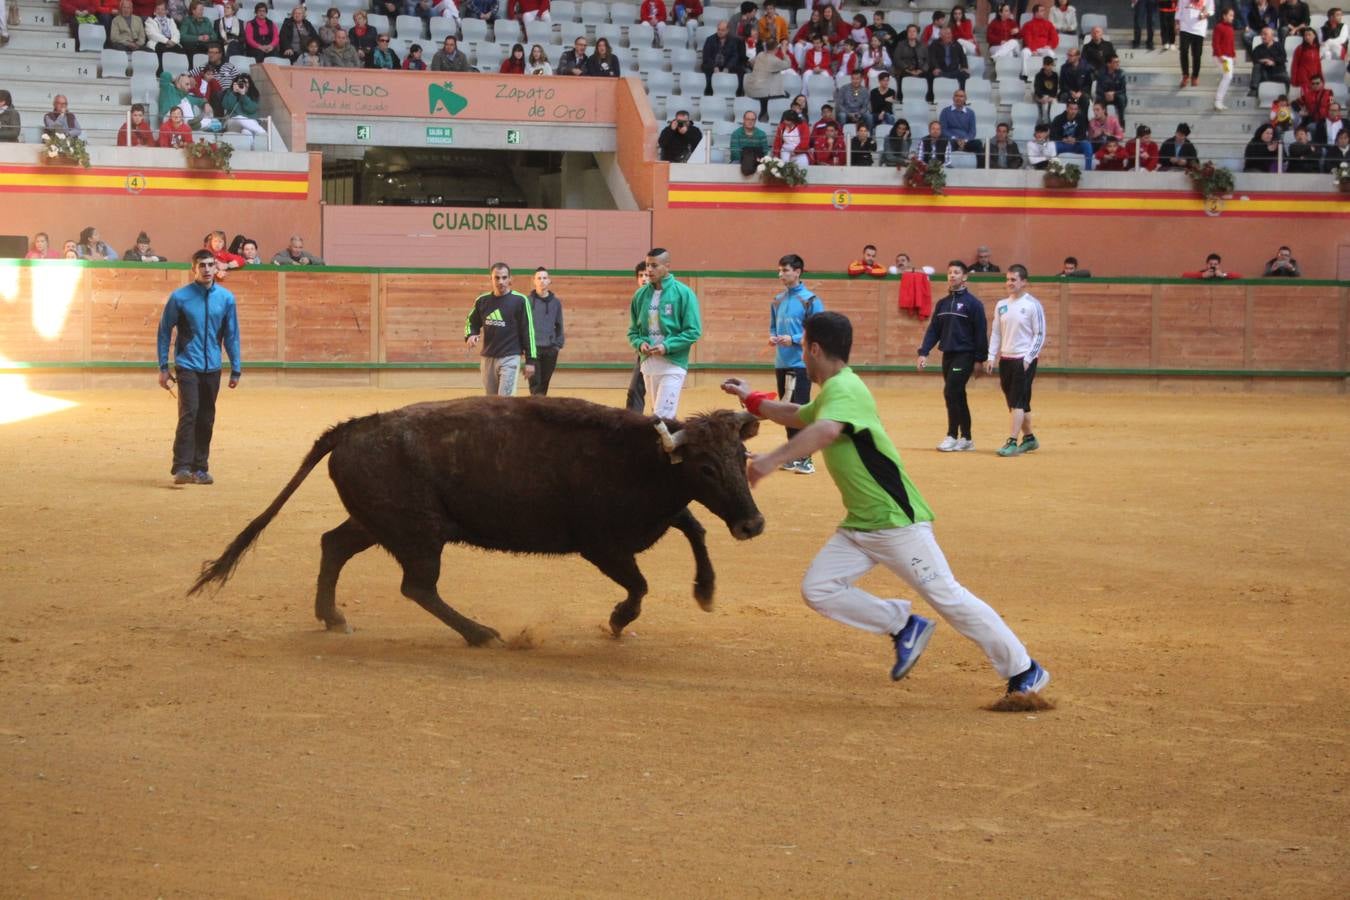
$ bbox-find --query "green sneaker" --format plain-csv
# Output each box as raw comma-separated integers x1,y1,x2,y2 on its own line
996,438,1021,457
1019,435,1040,453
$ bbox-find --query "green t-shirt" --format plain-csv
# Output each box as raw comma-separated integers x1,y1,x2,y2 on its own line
797,367,935,531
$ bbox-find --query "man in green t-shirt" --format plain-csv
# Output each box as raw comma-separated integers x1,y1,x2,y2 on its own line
721,311,1049,699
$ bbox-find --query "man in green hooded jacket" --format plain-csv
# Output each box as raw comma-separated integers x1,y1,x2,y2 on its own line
626,247,702,419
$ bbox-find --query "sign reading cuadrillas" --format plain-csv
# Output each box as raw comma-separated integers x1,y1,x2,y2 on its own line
432,211,550,232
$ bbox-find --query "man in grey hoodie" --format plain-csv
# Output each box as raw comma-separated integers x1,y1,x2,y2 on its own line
528,267,565,396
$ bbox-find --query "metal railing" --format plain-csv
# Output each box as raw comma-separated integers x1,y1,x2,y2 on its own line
29,115,275,152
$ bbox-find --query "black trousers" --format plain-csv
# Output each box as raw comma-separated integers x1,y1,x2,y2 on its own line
998,357,1037,412
1179,32,1203,78
941,352,975,440
529,348,559,396
625,357,646,413
172,368,221,474
775,367,811,439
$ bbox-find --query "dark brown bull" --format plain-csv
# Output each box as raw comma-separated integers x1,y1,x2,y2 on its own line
190,397,765,645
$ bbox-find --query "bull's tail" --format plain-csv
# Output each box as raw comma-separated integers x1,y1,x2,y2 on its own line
188,416,369,596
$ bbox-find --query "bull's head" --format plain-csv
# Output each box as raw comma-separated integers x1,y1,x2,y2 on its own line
655,411,765,541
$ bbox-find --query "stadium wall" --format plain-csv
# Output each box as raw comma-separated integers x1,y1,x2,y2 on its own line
1,263,1345,393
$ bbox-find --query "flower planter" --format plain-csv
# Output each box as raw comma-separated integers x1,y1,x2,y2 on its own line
39,153,79,167
1338,180,1350,194
186,155,222,171
1043,174,1076,189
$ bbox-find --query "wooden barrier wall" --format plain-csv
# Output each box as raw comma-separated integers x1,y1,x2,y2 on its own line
1,263,1346,391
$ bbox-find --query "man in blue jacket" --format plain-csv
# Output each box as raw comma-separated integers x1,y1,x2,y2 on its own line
770,253,824,474
916,260,987,452
156,251,242,485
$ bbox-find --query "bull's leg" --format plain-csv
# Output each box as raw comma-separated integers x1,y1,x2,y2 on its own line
582,551,648,637
396,549,501,647
315,517,376,632
670,507,715,611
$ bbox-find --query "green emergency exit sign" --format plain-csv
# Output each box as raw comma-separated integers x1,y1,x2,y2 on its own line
355,124,371,140
426,126,454,145
506,129,522,145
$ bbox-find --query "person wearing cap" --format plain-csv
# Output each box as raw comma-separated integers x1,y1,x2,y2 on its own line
1158,122,1198,170
123,232,166,262
968,246,1000,273
1125,124,1160,171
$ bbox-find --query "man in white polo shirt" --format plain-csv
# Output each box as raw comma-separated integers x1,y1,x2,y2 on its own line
985,264,1047,457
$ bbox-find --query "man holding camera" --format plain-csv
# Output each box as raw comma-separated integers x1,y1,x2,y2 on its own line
658,110,704,163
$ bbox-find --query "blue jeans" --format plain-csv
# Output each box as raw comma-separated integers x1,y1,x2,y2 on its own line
1055,140,1094,168
1133,0,1157,46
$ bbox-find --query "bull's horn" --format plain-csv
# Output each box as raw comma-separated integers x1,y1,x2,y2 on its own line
654,421,688,457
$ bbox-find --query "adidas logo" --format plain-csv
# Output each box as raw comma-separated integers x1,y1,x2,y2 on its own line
487,309,504,321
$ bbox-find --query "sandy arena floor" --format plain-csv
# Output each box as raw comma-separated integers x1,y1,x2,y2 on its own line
1,379,1347,898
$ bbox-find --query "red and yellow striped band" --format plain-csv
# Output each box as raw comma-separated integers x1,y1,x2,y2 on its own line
0,165,310,199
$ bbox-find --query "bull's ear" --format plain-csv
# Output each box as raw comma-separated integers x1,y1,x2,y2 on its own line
734,411,760,440
654,421,686,464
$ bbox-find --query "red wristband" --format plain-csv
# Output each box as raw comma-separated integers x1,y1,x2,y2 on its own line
744,391,777,418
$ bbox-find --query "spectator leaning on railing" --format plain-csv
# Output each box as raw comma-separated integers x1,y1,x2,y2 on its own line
729,110,769,173
272,235,325,265
43,96,83,140
118,103,156,146
659,110,703,162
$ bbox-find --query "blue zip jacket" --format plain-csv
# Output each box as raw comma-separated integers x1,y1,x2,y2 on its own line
157,280,242,377
917,287,988,359
770,282,823,369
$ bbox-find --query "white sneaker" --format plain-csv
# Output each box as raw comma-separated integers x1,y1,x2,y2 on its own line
794,457,816,475
954,438,974,452
779,459,800,472
1214,101,1227,111
937,436,959,452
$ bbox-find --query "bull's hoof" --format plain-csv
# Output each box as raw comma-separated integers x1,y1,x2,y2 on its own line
463,625,502,648
325,620,354,634
694,579,715,611
608,609,637,638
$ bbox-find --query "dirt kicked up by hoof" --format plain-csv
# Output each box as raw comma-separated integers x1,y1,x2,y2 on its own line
504,627,539,651
985,691,1057,713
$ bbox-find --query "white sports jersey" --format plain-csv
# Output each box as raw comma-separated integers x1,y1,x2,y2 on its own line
988,292,1047,363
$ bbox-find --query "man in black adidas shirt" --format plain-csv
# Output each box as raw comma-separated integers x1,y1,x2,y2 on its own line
465,262,537,396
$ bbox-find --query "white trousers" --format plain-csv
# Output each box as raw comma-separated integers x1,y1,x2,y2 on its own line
0,0,9,37
801,522,1032,678
991,40,1021,59
643,366,686,418
1022,46,1057,78
522,10,551,24
1215,55,1233,103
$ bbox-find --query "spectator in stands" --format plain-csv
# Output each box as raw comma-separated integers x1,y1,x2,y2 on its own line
522,44,550,75
988,122,1025,169
279,6,319,62
848,245,888,277
517,0,554,29
147,2,186,71
929,26,969,93
94,0,121,33
181,2,216,53
498,42,525,74
872,10,898,50
789,8,822,65
745,39,790,116
968,246,999,273
556,35,587,75
25,233,57,259
1050,97,1092,166
1058,46,1094,106
321,28,360,66
1323,128,1350,171
158,105,194,145
702,20,748,95
939,88,981,160
239,238,262,265
1158,121,1197,169
1125,123,1160,170
659,109,703,162
948,5,976,56
62,241,80,259
1315,102,1344,150
1059,256,1091,277
62,0,98,46
42,96,82,140
880,117,913,165
109,0,149,52
1183,252,1239,278
810,104,838,141
318,7,341,47
203,231,246,276
370,33,403,69
920,11,947,45
76,227,118,261
773,108,810,166
1027,121,1057,168
1095,55,1127,126
297,36,323,66
1250,26,1289,95
1290,27,1323,97
1269,94,1295,135
987,3,1021,60
1088,100,1124,149
893,25,929,101
1033,55,1058,122
1296,76,1332,128
1323,8,1348,58
1243,123,1283,172
118,103,156,145
191,44,240,94
1158,0,1178,49
639,0,667,47
216,1,244,57
850,123,876,166
862,35,892,76
811,121,845,165
0,91,19,143
1095,135,1130,170
1285,124,1320,172
728,1,758,44
1245,0,1279,45
817,4,848,48
220,73,265,147
1263,245,1302,276
244,2,280,61
1051,0,1078,35
1133,0,1157,50
801,33,830,75
869,72,896,126
836,71,869,128
123,232,167,261
1278,0,1310,38
585,37,621,76
1212,5,1236,110
1081,25,1114,74
1021,5,1059,79
349,11,379,65
789,94,807,117
917,119,952,165
272,235,324,265
730,110,769,171
462,0,499,23
757,1,788,45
